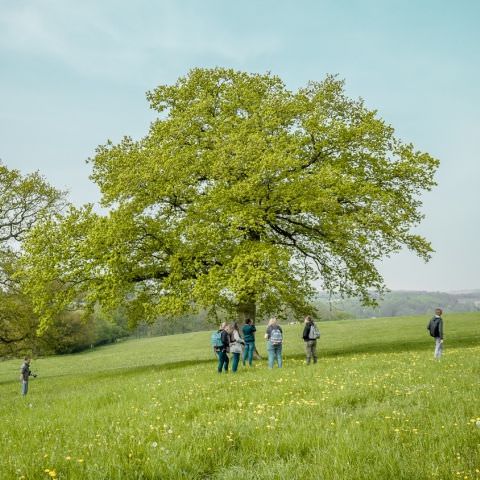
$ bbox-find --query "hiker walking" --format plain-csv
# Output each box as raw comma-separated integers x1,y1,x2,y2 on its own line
302,316,320,365
265,318,283,369
427,308,444,360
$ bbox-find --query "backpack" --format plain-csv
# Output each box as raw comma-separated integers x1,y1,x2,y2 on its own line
270,328,283,345
428,318,440,337
211,331,224,348
308,323,321,340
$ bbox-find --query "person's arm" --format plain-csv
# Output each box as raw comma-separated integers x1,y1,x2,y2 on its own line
265,326,271,340
439,318,444,340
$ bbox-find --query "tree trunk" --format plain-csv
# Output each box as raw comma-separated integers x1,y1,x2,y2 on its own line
236,301,256,323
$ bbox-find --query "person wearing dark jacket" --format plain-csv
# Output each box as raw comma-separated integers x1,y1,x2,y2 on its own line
20,357,36,396
427,308,444,360
302,316,318,365
216,323,231,373
242,318,256,367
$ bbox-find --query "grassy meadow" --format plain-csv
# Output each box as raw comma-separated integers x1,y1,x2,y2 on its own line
1,312,479,479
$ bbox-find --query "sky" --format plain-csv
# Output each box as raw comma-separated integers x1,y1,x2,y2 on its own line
0,0,479,293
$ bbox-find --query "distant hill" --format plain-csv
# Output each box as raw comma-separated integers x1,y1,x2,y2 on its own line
315,290,480,319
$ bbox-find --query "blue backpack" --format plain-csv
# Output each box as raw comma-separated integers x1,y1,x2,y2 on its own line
211,331,224,348
270,328,283,345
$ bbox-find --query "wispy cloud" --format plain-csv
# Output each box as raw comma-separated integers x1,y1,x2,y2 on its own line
0,0,281,84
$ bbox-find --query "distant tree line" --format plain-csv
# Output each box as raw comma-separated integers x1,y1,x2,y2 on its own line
316,290,480,319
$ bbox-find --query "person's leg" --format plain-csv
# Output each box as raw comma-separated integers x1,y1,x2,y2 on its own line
434,338,443,359
311,340,317,364
223,353,229,372
242,345,248,366
276,345,283,368
232,352,240,372
22,381,28,396
305,341,312,365
217,351,224,373
267,347,274,368
248,343,255,365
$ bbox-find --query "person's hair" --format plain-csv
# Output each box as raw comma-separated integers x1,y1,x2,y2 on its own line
305,315,312,322
435,308,443,315
232,322,240,332
245,318,252,325
24,356,30,362
267,317,278,327
220,322,227,330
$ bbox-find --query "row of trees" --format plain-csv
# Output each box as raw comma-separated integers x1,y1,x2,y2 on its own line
1,68,439,357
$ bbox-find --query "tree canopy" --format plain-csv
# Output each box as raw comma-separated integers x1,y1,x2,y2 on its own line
0,162,64,348
21,68,439,330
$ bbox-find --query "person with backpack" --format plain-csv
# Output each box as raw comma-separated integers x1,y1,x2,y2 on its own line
229,322,244,373
211,322,231,373
302,315,320,365
265,317,283,368
427,308,444,360
242,318,256,367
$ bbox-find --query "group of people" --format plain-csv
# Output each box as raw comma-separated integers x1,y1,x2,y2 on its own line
18,309,445,395
213,315,321,373
213,319,258,373
213,308,445,374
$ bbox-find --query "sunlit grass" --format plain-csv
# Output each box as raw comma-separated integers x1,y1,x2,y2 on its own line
1,313,479,479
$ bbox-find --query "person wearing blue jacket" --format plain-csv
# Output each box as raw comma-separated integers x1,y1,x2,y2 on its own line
242,318,256,367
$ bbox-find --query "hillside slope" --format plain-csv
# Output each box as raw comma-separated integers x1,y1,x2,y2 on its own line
1,313,479,479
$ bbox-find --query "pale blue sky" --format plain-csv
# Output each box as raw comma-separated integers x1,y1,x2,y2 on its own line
1,0,479,292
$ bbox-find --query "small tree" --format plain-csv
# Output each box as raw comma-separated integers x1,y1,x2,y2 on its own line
22,68,438,330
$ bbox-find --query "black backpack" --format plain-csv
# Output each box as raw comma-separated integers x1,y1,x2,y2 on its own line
428,317,440,337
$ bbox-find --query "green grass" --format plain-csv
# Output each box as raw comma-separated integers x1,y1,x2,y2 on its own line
1,313,480,479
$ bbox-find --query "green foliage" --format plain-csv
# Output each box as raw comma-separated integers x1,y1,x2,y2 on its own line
0,163,65,349
21,68,439,331
0,313,479,479
0,162,64,246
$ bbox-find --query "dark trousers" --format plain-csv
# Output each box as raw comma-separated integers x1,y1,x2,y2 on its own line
217,350,229,373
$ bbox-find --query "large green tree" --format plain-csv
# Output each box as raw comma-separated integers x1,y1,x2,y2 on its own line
22,68,438,330
0,162,64,348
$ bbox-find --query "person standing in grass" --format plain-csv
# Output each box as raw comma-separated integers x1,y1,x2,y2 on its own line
265,317,283,369
216,323,231,373
229,322,244,373
19,356,36,396
242,318,256,367
302,315,319,365
427,308,444,360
